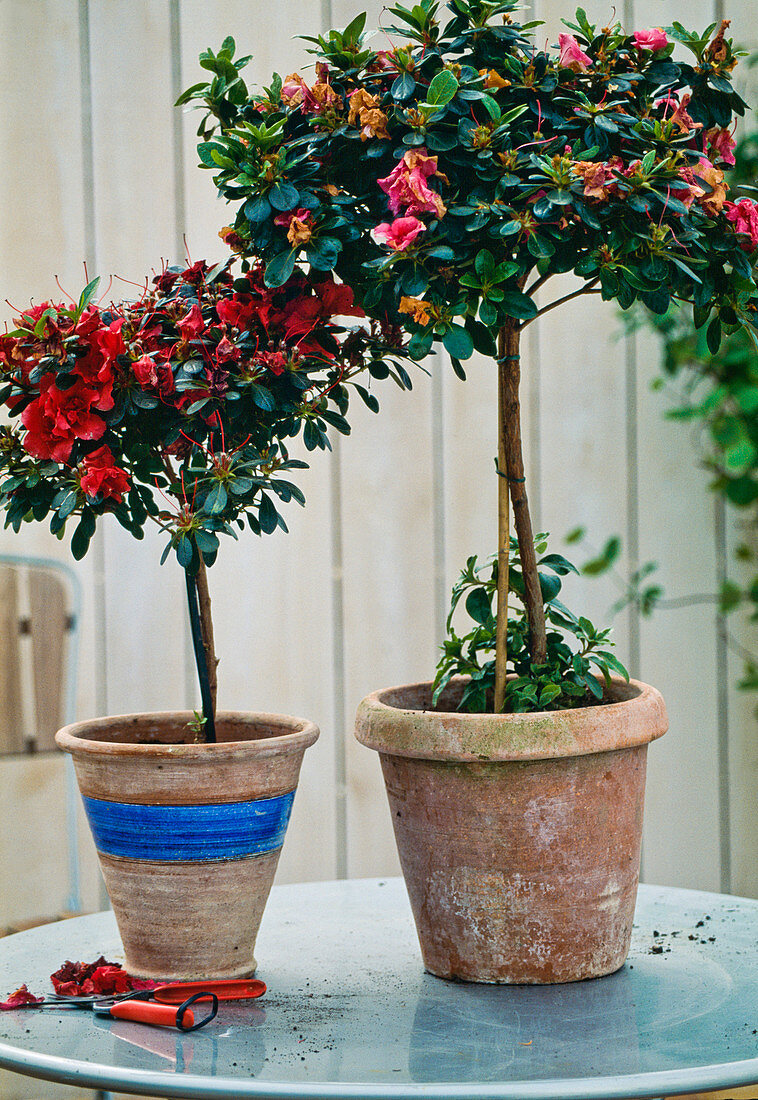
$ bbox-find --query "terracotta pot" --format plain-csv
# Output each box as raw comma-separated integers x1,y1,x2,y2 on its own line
56,711,318,980
355,677,667,984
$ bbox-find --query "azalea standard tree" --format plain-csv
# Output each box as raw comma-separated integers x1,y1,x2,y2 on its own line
0,258,411,738
181,1,758,712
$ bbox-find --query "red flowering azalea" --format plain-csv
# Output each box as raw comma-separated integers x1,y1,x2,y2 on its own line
178,303,205,340
133,353,159,388
79,445,130,502
22,376,107,461
216,295,261,330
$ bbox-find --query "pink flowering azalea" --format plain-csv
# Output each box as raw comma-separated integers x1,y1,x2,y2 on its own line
725,198,758,252
656,93,700,134
372,216,426,251
706,127,736,167
378,150,447,218
634,28,668,52
558,34,592,73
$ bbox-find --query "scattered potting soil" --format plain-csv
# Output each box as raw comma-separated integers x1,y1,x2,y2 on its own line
645,915,715,955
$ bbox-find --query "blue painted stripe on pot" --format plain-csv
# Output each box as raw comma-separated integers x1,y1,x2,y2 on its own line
81,791,296,862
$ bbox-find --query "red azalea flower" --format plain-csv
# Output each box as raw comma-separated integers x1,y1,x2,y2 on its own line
178,303,204,340
214,335,239,363
216,296,260,330
133,354,159,388
80,445,130,503
95,318,126,363
260,350,288,376
180,260,210,286
89,965,131,994
22,376,107,462
312,276,364,319
153,269,180,292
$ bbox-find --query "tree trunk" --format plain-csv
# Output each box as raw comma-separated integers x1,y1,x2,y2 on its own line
196,556,219,719
495,321,547,709
494,327,512,712
184,557,218,743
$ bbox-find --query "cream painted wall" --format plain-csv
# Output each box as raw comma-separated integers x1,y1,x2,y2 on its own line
0,0,755,952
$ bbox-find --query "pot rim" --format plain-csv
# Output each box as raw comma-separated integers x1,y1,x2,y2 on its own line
355,675,668,761
55,710,319,760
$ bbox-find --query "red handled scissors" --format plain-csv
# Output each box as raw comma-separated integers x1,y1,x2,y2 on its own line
47,977,266,1031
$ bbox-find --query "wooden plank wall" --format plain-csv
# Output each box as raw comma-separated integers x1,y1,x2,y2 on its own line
0,0,755,939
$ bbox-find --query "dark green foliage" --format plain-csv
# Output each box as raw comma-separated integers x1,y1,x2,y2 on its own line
433,536,629,713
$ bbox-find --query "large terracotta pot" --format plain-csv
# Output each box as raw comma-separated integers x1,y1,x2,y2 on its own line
355,677,667,984
56,711,318,980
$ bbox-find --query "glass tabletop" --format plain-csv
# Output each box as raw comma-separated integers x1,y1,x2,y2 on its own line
0,878,755,1099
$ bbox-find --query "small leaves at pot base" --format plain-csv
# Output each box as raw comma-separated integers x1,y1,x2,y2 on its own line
433,535,629,714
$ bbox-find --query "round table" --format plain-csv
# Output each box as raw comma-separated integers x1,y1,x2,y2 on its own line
0,878,756,1099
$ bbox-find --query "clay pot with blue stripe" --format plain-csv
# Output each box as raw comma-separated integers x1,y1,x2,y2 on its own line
55,711,318,980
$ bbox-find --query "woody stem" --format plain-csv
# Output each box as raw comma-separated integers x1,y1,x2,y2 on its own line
495,321,547,712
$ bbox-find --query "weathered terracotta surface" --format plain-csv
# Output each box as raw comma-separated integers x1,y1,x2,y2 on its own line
56,712,319,980
356,677,667,984
56,711,316,803
99,850,280,980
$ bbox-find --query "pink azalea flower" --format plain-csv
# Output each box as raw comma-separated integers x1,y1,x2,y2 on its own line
656,93,700,135
634,28,668,52
558,34,592,73
372,216,426,251
706,127,736,167
378,149,447,218
725,198,758,252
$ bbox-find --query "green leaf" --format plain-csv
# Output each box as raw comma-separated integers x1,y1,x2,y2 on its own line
269,181,299,211
203,482,228,515
71,513,96,560
706,315,722,356
425,70,459,107
442,325,474,360
258,493,278,534
194,529,220,555
77,277,101,316
391,72,416,100
264,250,297,288
479,298,498,326
176,536,194,569
500,291,538,321
465,587,492,625
342,11,366,42
475,249,495,278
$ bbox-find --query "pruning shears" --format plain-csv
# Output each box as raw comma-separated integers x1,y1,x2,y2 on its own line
44,977,266,1031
